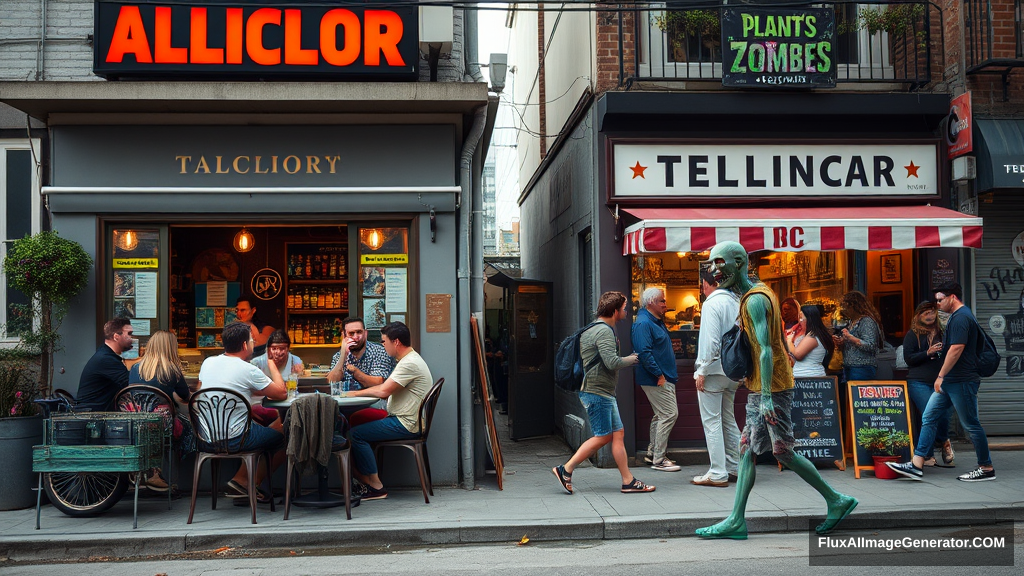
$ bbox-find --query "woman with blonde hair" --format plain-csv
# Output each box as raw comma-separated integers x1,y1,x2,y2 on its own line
128,330,199,491
831,291,884,382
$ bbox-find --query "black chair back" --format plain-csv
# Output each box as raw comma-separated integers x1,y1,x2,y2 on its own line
188,388,253,454
418,378,444,438
115,385,175,431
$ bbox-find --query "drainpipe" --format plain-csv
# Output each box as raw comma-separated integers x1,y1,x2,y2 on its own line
464,6,484,82
458,102,488,490
38,0,46,80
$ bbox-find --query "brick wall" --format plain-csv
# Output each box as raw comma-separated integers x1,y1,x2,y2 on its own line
945,0,1024,116
594,7,633,93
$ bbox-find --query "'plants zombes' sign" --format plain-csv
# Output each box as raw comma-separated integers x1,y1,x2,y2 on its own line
721,7,836,88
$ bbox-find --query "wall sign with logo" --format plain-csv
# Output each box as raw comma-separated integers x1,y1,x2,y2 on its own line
721,8,835,88
946,92,973,160
94,2,419,78
250,268,282,301
612,142,939,200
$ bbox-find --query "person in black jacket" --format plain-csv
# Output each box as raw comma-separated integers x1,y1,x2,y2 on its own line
76,318,133,412
902,301,955,467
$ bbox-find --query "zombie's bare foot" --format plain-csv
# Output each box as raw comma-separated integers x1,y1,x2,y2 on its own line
696,518,748,540
816,494,858,534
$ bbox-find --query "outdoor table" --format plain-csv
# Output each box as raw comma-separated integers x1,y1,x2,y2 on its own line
264,393,376,508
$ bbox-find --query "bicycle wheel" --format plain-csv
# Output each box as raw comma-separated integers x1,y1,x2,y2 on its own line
43,471,130,517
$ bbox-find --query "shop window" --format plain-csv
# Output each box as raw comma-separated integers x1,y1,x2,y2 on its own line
1,140,41,342
358,227,410,337
108,228,162,358
630,250,855,359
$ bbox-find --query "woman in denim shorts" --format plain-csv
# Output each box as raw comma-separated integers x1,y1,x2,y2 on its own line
553,291,656,494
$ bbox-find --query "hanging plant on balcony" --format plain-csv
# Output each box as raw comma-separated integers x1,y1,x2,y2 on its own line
653,9,722,61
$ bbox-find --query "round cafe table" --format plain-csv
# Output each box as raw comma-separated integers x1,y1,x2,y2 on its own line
263,393,377,509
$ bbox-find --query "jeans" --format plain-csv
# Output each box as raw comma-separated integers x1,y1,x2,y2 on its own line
696,375,740,480
350,416,419,476
916,380,991,467
641,382,678,461
844,365,877,382
578,392,623,437
906,379,952,450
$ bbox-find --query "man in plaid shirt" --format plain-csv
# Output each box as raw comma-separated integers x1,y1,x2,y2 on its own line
327,317,395,393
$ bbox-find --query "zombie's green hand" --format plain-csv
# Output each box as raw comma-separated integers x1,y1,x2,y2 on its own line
760,393,778,425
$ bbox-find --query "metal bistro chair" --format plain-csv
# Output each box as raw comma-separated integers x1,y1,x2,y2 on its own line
373,377,444,504
113,385,176,509
283,393,356,520
52,388,77,408
187,388,276,525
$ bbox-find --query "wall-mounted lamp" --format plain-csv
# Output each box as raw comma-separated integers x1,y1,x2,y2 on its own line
114,229,139,251
234,228,255,253
429,209,436,243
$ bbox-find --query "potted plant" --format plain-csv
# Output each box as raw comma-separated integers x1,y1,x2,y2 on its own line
1,231,91,509
856,427,911,479
0,348,42,509
3,230,92,396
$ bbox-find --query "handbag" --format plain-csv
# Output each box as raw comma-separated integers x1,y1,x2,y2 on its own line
721,324,753,381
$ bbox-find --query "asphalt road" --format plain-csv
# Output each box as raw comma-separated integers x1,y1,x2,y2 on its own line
1,525,1020,576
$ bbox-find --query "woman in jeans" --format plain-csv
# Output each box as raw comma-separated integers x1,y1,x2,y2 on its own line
553,291,655,494
903,301,956,467
832,291,884,382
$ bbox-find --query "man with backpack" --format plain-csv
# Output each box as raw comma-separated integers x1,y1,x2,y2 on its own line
888,283,997,483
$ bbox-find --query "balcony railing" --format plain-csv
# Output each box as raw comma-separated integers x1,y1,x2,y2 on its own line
622,1,942,89
964,0,1024,99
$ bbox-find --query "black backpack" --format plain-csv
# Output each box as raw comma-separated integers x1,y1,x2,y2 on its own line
553,321,606,392
975,321,1000,378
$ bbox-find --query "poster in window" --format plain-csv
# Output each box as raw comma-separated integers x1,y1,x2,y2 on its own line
361,267,386,297
113,272,135,297
364,298,386,329
134,272,158,318
881,254,902,284
113,298,136,319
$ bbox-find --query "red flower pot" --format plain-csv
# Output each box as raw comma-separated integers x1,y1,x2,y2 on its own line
872,455,902,479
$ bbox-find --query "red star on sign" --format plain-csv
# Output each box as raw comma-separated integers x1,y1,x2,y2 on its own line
630,161,647,179
904,161,920,178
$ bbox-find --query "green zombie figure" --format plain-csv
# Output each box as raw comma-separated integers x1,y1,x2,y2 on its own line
695,241,858,539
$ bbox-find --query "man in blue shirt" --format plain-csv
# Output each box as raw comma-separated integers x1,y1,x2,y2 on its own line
631,287,680,472
888,283,996,482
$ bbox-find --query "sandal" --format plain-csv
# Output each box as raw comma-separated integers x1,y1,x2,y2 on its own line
226,480,271,504
553,465,573,494
621,477,656,493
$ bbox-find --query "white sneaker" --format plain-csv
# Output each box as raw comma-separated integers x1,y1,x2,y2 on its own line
651,458,681,472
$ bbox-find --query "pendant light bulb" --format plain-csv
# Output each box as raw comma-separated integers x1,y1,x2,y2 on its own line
234,228,255,253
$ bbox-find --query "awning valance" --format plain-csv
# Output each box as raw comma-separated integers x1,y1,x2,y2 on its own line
975,119,1024,191
622,206,983,255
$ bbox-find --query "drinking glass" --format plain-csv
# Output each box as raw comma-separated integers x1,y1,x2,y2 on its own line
330,381,342,397
286,374,299,399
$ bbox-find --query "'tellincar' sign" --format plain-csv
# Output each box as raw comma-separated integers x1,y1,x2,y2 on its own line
722,7,836,88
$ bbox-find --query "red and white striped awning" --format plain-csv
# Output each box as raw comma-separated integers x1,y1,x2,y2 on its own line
622,206,983,255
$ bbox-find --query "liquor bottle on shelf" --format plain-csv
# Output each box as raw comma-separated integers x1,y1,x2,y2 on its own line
302,287,310,309
296,254,304,279
333,288,341,310
318,288,326,309
342,287,349,308
287,288,294,309
305,255,312,278
339,258,346,278
329,254,337,279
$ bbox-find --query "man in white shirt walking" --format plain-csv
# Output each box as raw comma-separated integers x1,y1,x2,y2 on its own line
693,269,741,487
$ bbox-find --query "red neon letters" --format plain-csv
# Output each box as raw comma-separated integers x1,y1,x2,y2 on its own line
105,5,407,68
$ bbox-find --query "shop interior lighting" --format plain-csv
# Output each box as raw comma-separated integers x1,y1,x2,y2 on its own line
234,227,255,253
115,229,139,251
367,229,384,250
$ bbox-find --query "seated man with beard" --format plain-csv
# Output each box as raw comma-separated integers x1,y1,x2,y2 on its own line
326,317,395,426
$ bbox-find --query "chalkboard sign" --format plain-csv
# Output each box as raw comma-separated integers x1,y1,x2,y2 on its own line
792,377,845,469
848,381,915,479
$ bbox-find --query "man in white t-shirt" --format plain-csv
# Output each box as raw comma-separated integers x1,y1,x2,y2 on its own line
198,321,287,503
342,322,434,501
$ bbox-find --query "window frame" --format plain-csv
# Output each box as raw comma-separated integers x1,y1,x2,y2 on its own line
0,138,43,344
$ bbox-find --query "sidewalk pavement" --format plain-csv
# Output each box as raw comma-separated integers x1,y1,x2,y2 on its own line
2,423,1022,563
